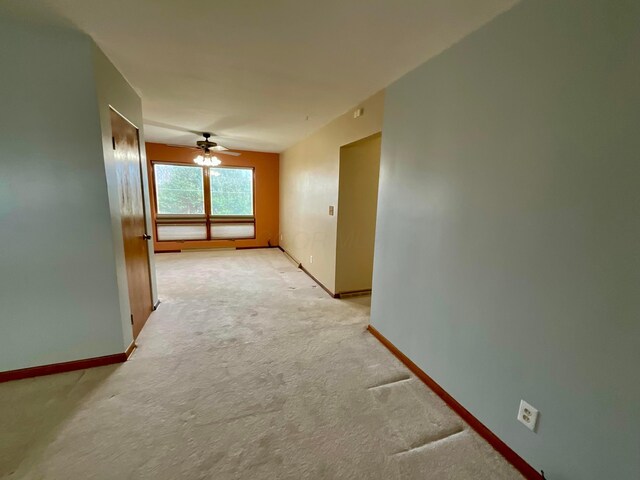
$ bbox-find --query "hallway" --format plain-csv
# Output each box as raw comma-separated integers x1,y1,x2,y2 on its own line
1,249,520,479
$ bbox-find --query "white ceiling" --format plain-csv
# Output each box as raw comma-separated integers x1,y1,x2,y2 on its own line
2,0,516,152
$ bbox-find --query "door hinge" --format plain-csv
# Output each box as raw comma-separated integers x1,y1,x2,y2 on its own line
130,314,134,325
112,137,116,150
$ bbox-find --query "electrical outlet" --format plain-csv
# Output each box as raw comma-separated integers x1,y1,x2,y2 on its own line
280,233,283,241
517,400,539,432
309,255,313,264
329,205,334,216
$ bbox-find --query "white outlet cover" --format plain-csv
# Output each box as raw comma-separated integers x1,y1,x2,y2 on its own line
517,399,539,432
309,255,313,264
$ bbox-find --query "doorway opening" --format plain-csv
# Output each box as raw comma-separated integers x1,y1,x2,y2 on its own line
335,132,382,296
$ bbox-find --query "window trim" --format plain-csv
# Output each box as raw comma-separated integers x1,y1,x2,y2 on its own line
153,162,206,217
151,161,256,242
208,165,256,218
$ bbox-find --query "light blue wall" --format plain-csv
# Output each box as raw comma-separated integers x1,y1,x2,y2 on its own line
370,1,640,478
0,15,144,370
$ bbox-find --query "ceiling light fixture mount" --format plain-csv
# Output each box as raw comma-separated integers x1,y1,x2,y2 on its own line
194,132,222,167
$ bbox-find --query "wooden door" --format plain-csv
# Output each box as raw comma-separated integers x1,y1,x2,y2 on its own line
110,108,154,339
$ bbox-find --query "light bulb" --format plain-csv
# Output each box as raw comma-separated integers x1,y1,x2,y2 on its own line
194,153,221,166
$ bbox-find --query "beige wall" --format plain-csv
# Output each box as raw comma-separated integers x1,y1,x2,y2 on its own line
335,133,381,293
279,91,384,293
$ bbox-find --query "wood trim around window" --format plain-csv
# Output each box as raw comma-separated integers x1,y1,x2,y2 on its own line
151,161,256,242
145,143,279,253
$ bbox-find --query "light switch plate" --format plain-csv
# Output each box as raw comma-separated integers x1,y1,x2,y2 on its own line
329,206,334,216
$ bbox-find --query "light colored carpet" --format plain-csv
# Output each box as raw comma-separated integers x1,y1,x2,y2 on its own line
0,249,522,479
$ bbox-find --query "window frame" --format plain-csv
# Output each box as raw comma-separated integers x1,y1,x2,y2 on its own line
209,165,256,217
152,162,206,216
151,161,256,242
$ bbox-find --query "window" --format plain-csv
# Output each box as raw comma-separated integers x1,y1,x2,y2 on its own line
209,167,255,239
152,163,255,241
210,167,253,216
154,164,204,215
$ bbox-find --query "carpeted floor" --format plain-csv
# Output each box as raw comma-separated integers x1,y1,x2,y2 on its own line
0,249,522,479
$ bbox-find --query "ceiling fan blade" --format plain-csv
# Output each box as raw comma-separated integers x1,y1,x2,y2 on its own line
211,145,229,151
145,120,200,135
166,144,200,150
217,150,241,157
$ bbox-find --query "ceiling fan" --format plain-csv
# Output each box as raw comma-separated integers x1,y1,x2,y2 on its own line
167,132,241,167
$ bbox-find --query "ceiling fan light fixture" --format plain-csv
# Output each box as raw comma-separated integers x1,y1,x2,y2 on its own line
194,151,221,167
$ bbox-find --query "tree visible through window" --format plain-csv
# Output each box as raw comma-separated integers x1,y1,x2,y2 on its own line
153,163,255,241
210,167,254,216
154,164,204,215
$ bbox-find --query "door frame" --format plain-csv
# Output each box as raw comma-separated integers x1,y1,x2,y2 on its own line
109,106,155,337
